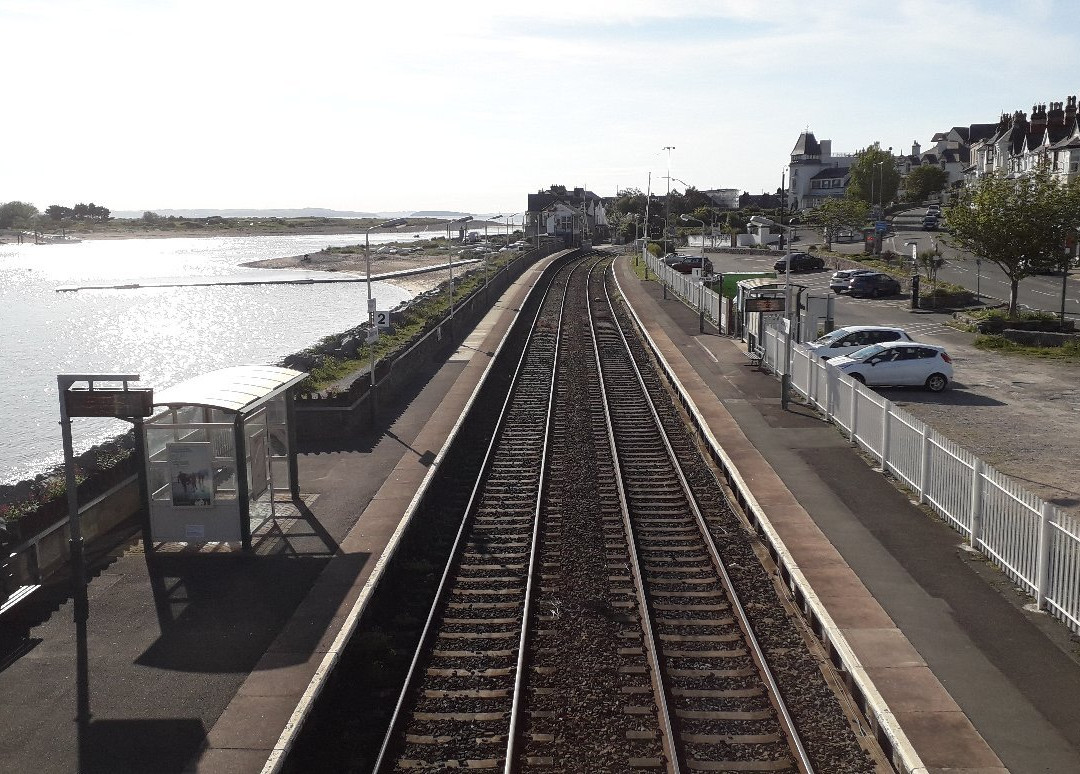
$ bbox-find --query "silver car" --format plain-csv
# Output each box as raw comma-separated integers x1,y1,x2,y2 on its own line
828,342,954,392
805,325,913,360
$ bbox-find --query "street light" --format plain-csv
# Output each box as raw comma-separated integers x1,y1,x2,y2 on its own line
365,217,408,407
663,145,675,254
680,214,709,333
446,216,473,319
680,214,705,260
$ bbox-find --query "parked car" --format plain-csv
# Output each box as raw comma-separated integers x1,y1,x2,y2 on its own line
670,254,714,274
848,272,902,298
773,252,825,272
805,325,914,360
827,342,954,392
829,268,875,294
662,252,686,267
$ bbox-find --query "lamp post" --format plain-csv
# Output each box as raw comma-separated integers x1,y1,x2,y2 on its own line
780,166,787,251
680,215,709,333
680,214,705,260
663,145,675,254
365,217,408,409
446,216,473,319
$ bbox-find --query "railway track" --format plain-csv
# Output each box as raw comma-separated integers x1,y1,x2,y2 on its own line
309,252,877,773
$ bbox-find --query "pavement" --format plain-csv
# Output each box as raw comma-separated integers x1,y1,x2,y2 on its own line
1,247,1078,774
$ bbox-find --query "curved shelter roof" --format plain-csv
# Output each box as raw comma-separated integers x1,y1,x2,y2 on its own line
152,365,307,414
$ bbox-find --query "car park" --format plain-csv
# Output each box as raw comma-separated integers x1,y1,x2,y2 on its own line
773,252,825,272
827,341,954,392
828,268,875,294
804,325,914,360
847,272,902,298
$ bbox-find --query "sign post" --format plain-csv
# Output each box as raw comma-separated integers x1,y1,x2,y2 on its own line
57,374,152,743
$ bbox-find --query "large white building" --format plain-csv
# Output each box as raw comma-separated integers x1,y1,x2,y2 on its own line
786,132,857,212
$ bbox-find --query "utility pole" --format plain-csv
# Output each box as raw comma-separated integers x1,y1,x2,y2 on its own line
663,146,674,254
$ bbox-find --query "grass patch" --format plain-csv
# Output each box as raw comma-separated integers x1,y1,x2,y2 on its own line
975,334,1080,361
299,255,514,393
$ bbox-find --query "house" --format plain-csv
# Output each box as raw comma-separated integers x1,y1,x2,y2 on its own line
967,99,1080,185
526,185,610,246
786,131,857,211
735,215,781,248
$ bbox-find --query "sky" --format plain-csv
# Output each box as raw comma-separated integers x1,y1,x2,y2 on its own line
2,0,1077,216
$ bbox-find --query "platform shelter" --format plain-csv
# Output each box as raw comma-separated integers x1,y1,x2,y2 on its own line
142,365,307,550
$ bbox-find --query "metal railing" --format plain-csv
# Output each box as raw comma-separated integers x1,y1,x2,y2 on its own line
642,252,725,330
762,324,1080,635
644,266,1080,636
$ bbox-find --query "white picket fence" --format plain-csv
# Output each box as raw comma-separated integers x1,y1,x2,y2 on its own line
643,252,726,330
765,324,1080,635
638,252,1080,635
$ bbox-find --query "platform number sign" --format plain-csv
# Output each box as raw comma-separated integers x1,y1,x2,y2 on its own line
375,310,391,329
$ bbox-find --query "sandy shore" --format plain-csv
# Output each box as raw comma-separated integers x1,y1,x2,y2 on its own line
242,249,457,294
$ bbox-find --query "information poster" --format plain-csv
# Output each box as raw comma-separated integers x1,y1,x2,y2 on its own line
248,430,269,500
167,442,215,507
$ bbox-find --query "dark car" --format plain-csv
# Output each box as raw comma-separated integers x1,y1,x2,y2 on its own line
773,252,824,272
829,268,875,294
670,254,713,274
848,272,902,298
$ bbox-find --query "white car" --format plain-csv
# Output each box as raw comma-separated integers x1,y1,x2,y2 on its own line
828,341,954,392
805,325,913,360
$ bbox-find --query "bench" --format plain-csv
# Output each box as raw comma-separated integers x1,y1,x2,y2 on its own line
747,346,765,368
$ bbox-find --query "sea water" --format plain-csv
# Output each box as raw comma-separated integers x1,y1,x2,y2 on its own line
0,232,424,484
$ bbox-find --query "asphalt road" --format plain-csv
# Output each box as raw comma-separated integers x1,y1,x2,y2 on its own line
882,207,1080,322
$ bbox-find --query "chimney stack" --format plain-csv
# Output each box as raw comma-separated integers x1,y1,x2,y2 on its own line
1030,103,1047,134
1066,96,1077,126
1048,101,1065,127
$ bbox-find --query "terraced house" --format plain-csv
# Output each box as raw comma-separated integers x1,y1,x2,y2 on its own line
967,97,1080,182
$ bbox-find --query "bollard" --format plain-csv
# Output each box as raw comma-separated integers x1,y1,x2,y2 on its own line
911,275,920,309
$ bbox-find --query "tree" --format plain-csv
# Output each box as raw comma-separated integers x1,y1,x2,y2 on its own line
606,188,649,243
916,247,945,283
945,163,1080,315
808,198,869,249
846,144,900,210
0,201,40,229
45,205,73,221
904,165,950,203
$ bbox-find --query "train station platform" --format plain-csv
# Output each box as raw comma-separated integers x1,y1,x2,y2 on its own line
2,249,1078,774
611,254,1080,774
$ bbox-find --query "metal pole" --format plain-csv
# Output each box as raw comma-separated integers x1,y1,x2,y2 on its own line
663,146,674,254
57,378,90,731
781,253,793,409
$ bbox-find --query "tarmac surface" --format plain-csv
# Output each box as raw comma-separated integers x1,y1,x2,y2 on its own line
1,248,1078,773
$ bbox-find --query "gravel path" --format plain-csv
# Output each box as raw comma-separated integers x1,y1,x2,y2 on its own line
865,334,1080,519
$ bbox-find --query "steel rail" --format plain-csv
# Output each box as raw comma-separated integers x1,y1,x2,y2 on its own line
370,262,571,773
586,259,684,774
501,255,590,772
601,262,815,774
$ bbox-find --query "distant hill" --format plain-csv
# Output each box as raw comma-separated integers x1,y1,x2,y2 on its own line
111,208,478,220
